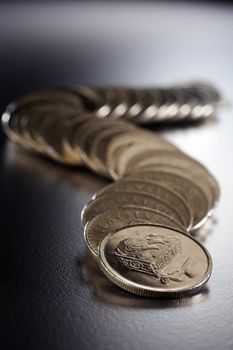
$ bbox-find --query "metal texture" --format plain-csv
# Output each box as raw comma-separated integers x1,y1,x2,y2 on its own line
99,224,212,297
0,2,231,350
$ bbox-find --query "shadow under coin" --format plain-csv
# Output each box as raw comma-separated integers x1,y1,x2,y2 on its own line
78,251,209,309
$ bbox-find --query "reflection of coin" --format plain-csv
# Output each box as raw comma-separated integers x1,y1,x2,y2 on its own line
94,179,193,231
85,207,186,259
126,170,209,231
98,224,212,298
82,191,186,230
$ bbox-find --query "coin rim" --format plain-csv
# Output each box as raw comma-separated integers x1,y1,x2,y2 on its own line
98,223,212,298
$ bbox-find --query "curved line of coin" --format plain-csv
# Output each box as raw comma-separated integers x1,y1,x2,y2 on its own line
1,83,220,298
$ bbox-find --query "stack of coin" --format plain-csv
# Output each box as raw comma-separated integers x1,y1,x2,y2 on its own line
1,84,220,298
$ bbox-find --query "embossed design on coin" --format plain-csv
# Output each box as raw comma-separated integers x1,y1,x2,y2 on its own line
99,224,212,298
115,233,196,284
84,207,187,258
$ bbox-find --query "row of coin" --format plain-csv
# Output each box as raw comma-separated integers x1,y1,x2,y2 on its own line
1,87,219,298
1,82,222,140
75,81,222,123
78,115,219,297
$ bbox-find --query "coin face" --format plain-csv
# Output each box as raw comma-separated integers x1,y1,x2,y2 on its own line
89,125,136,176
98,224,212,298
111,145,179,179
75,118,135,172
84,207,187,258
106,131,176,180
127,149,220,206
82,191,186,230
134,164,215,212
94,179,193,231
126,170,210,231
124,151,219,209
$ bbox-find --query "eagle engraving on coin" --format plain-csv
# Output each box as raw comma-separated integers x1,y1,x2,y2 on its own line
114,233,196,284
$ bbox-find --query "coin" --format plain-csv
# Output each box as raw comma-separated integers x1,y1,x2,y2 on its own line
62,113,95,163
126,170,209,230
89,125,136,176
82,191,186,230
3,101,81,157
133,163,215,213
36,112,84,164
12,88,83,111
70,85,99,111
93,87,113,118
188,82,221,105
98,224,212,298
94,179,193,231
106,131,176,179
130,89,157,124
109,88,131,119
75,118,135,172
110,144,179,179
89,126,140,175
136,90,160,123
1,105,28,146
128,152,220,208
84,207,187,258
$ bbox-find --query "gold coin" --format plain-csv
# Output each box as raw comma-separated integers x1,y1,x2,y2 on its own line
35,112,83,164
62,113,94,163
82,191,186,230
89,126,137,177
109,143,179,180
75,118,135,172
1,105,28,146
126,170,209,231
106,131,175,180
98,224,212,298
84,207,187,258
94,179,193,231
89,128,134,176
3,101,80,156
132,164,214,213
128,152,220,208
12,88,83,110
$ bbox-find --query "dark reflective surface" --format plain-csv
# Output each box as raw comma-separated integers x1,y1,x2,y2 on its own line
0,2,233,350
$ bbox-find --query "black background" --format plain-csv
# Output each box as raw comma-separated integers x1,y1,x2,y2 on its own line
0,2,233,350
